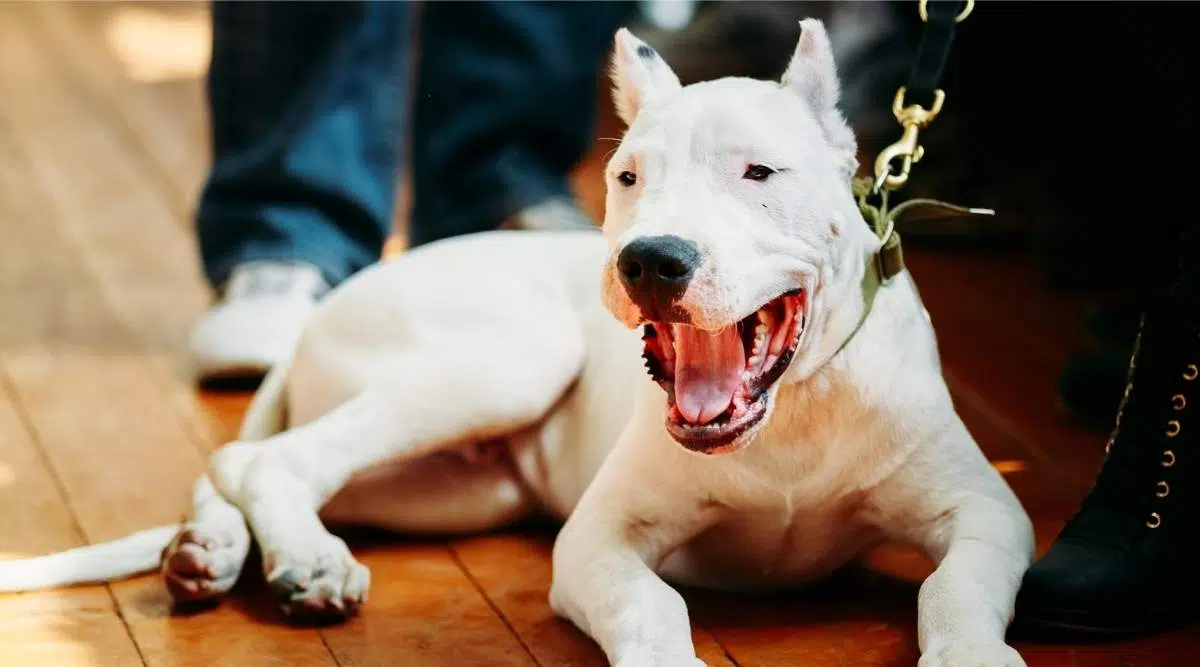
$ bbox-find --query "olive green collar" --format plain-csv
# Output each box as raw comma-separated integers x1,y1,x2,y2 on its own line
834,177,993,355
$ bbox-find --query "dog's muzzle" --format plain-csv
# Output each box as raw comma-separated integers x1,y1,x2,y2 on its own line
616,235,702,322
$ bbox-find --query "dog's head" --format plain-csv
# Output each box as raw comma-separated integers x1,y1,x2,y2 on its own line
602,20,878,455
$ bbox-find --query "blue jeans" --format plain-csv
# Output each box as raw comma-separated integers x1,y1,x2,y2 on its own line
196,1,631,289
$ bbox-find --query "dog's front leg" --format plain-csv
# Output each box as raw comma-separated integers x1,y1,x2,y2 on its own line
875,426,1034,666
550,423,717,667
912,496,1032,667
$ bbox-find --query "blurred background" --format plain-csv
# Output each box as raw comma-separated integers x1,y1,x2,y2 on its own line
1,2,1199,665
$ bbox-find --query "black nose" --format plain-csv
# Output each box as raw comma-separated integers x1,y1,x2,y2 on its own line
617,235,702,316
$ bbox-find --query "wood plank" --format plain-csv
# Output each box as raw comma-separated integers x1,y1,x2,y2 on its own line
0,122,115,613
0,99,181,592
0,369,114,619
0,107,149,667
0,0,205,548
321,541,536,667
450,530,737,667
0,10,342,667
0,2,219,451
0,362,142,667
0,106,327,667
23,0,211,220
450,532,607,667
907,250,1093,360
0,609,144,667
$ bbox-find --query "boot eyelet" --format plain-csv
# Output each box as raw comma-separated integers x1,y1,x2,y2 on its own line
1166,420,1181,437
1173,394,1187,410
1185,364,1199,381
1163,450,1177,467
1156,481,1170,498
1147,512,1162,528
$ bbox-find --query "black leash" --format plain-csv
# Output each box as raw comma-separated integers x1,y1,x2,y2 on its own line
905,0,969,109
871,0,974,194
853,0,990,290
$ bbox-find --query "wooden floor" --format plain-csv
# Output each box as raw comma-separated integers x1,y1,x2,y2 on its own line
0,2,1197,665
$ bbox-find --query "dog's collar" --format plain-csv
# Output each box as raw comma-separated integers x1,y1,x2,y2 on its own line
855,176,906,303
836,178,986,355
831,178,905,356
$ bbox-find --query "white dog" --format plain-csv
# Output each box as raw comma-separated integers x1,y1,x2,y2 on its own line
0,21,1032,667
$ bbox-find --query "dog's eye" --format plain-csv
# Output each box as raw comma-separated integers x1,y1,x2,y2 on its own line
743,164,776,181
616,171,638,187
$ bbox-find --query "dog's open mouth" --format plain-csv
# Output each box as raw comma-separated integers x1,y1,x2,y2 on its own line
642,290,807,455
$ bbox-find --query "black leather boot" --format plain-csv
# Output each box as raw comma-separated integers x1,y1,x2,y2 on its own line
1056,300,1161,429
1015,298,1200,640
1057,349,1131,429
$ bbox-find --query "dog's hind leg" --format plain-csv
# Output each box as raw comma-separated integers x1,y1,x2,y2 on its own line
209,326,585,623
160,476,252,604
163,357,293,603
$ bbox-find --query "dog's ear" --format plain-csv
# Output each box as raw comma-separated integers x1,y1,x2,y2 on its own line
781,19,857,176
610,28,682,126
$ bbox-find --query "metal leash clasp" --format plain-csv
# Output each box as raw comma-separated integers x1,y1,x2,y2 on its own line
871,0,973,194
872,86,945,194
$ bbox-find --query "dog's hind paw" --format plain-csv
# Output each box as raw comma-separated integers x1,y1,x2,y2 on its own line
919,640,1026,667
263,532,370,625
161,523,251,605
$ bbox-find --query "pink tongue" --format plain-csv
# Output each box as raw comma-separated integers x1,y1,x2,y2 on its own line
673,325,746,425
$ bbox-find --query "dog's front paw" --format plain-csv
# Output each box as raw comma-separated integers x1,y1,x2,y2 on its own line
263,532,370,625
919,640,1026,667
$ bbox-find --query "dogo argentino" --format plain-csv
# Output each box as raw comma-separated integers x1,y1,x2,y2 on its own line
0,20,1032,667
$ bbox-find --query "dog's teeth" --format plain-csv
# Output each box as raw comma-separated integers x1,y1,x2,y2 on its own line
745,320,771,375
642,347,667,383
748,322,769,357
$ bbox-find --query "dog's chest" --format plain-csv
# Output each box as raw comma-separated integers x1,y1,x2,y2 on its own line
659,491,882,590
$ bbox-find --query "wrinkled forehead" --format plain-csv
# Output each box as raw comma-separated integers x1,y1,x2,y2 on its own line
613,79,824,164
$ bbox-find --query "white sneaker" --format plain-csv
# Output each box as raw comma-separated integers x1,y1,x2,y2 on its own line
189,261,330,384
499,197,598,232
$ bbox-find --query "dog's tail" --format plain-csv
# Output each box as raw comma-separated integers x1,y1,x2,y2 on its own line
0,359,294,593
0,525,178,592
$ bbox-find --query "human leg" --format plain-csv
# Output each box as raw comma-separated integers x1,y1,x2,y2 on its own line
1014,10,1200,629
407,0,633,246
191,1,410,382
